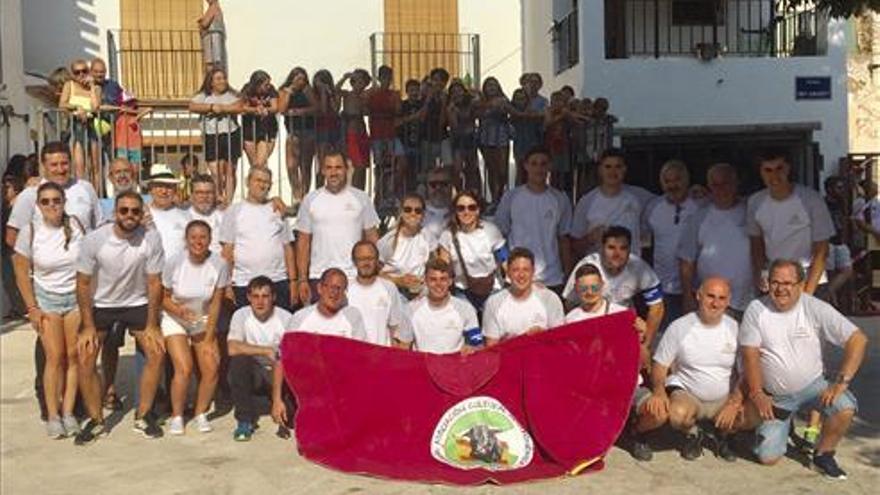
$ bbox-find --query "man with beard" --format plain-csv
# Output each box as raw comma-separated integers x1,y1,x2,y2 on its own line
346,241,408,347
74,191,165,444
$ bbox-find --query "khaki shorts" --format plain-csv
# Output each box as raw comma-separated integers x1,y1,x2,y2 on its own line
670,388,727,419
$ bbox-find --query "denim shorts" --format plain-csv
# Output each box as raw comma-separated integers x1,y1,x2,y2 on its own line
754,375,858,461
34,285,78,315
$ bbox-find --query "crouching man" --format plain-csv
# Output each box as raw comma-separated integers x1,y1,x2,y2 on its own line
637,277,745,462
740,259,867,480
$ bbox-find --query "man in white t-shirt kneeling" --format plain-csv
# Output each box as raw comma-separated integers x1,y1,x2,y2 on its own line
482,247,564,345
227,276,296,442
740,259,867,480
408,257,483,354
637,277,745,463
286,268,368,342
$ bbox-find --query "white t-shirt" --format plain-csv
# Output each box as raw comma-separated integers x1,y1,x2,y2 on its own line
565,299,628,323
219,200,293,285
422,204,450,241
8,178,102,233
746,185,835,282
287,304,367,341
482,287,565,340
563,252,663,307
654,312,739,402
346,277,405,346
438,222,506,289
643,196,701,295
572,186,647,254
377,228,436,278
191,91,240,134
161,251,230,331
295,186,380,279
148,205,188,261
228,306,295,366
677,202,754,311
408,296,479,354
854,196,880,232
187,206,225,254
76,224,164,307
494,185,573,286
739,294,858,396
14,220,85,294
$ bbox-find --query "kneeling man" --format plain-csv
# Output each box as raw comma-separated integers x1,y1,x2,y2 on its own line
640,277,744,462
740,259,867,479
408,257,482,353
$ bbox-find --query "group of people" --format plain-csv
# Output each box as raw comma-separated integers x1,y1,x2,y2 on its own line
4,121,870,480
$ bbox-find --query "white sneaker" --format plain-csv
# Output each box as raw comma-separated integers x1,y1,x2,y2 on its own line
193,413,212,433
168,416,185,436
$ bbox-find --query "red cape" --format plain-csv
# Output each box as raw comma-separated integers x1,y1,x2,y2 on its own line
280,310,639,485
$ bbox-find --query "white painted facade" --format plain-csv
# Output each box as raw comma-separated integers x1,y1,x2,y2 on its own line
1,0,32,164
521,0,849,181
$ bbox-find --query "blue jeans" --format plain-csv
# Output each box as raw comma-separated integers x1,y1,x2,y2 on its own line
754,376,858,461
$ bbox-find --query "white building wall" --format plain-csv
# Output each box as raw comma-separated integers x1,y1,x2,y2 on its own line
521,0,849,176
460,0,522,91
0,0,31,163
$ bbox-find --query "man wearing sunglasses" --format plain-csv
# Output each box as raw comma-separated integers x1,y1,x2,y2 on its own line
5,142,102,249
739,259,867,480
74,191,166,444
643,160,702,327
422,167,453,241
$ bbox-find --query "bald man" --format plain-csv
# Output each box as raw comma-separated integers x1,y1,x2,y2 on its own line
634,277,744,462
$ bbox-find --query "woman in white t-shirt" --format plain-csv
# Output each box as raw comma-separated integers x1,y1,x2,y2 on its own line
161,220,230,435
378,193,437,299
12,182,85,438
437,191,508,311
189,67,242,205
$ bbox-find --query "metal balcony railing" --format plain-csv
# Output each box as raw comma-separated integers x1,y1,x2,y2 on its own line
605,0,823,59
107,29,206,101
370,32,480,90
554,8,580,73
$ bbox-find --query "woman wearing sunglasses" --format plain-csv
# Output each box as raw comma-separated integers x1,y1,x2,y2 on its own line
12,183,85,438
59,59,101,187
437,190,508,312
378,193,437,299
161,220,229,435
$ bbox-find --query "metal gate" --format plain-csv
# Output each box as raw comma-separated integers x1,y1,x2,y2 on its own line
369,32,480,89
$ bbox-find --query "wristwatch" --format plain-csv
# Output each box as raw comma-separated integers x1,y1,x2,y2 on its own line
834,373,852,386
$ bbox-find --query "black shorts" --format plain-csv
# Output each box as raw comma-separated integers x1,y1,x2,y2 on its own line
93,305,149,337
204,130,242,162
242,115,279,142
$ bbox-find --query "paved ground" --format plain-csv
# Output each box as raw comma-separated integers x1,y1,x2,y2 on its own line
1,317,879,495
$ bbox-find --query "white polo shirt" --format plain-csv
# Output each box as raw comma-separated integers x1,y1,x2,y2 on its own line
494,185,573,287
563,252,663,307
219,200,293,285
654,312,739,402
347,277,405,346
295,186,380,279
746,185,835,281
76,224,164,308
643,196,701,295
422,204,450,242
14,220,85,294
287,304,367,341
408,296,479,354
739,294,858,396
482,287,565,340
677,202,754,311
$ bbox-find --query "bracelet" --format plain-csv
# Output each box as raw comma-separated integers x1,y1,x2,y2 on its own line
26,305,39,313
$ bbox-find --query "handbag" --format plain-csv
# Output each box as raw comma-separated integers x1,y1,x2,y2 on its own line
450,230,496,298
